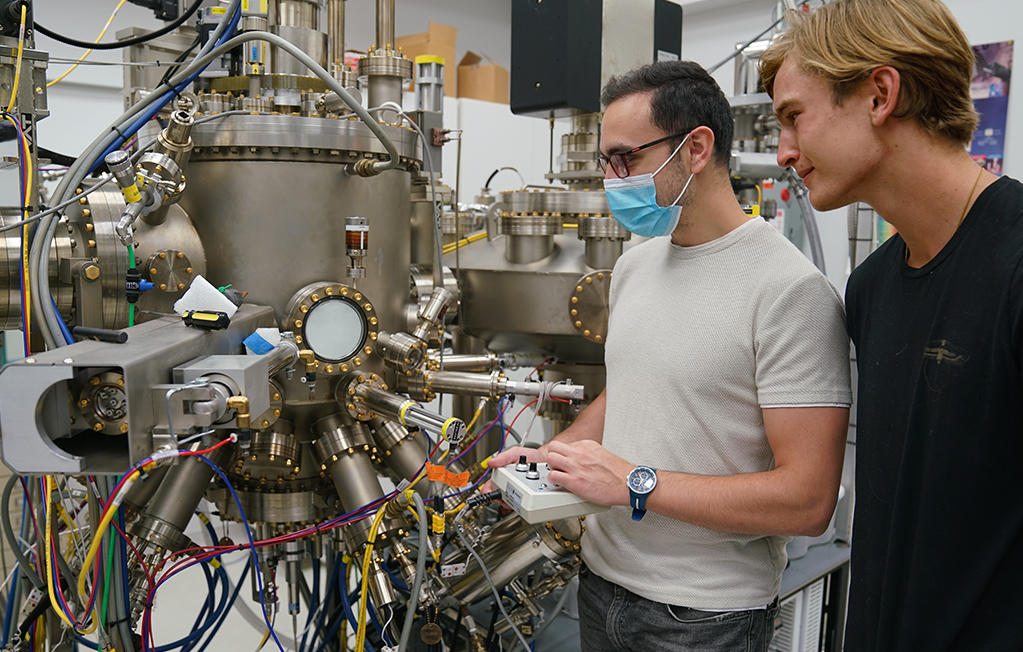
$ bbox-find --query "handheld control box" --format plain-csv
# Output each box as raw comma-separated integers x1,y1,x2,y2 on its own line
492,458,609,524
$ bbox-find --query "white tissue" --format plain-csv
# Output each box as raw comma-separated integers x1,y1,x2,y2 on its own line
173,275,239,318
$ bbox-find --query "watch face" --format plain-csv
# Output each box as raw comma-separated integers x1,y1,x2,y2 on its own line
627,467,657,494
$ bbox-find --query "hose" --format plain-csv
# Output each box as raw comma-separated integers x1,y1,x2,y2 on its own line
35,0,205,51
397,494,428,652
31,0,241,347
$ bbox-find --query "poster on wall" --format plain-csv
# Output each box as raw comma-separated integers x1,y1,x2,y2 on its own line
969,40,1013,175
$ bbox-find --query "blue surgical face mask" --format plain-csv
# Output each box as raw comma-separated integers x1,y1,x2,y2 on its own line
603,132,695,238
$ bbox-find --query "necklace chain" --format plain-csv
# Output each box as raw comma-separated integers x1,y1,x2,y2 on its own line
905,166,984,263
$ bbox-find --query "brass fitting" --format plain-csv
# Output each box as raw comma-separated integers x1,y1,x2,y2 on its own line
299,349,319,373
352,158,382,178
226,395,251,429
385,490,413,520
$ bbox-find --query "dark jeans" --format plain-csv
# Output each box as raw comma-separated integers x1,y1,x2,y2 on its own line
577,565,779,652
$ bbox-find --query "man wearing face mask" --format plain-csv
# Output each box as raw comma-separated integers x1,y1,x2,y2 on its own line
489,61,851,651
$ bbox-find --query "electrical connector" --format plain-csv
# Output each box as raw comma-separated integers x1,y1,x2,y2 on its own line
466,490,503,509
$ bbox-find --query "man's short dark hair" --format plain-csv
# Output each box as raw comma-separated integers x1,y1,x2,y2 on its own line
601,61,734,170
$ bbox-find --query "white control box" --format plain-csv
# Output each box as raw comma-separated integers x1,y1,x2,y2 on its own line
492,462,609,524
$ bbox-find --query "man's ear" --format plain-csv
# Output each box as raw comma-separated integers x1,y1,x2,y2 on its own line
686,126,716,175
866,66,901,126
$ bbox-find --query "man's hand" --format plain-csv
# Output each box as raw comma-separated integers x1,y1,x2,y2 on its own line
545,440,632,507
487,446,548,469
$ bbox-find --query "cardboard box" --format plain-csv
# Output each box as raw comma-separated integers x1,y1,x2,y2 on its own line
395,22,457,97
457,52,509,104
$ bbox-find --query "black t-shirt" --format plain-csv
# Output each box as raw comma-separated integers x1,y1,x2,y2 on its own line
845,176,1023,652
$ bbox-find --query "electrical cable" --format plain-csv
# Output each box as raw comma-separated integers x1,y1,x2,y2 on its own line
47,0,129,88
193,558,251,652
31,0,242,348
0,174,115,234
483,167,525,190
453,508,533,652
35,0,205,51
2,475,43,590
6,5,26,114
397,494,428,652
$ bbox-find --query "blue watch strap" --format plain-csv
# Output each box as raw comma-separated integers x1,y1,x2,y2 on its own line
630,491,647,521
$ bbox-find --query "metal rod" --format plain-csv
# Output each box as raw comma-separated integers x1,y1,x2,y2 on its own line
376,0,394,49
328,0,345,65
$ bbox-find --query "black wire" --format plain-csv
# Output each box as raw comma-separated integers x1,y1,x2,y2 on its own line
483,602,500,652
16,598,49,637
34,0,205,51
484,169,500,189
159,33,202,88
449,607,464,652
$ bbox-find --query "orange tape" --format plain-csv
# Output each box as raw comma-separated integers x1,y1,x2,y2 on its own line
424,464,471,488
426,464,447,482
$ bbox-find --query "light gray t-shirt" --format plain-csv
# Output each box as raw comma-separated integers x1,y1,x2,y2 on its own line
582,217,852,610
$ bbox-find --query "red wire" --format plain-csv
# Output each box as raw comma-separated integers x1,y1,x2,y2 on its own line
526,357,553,381
505,398,538,439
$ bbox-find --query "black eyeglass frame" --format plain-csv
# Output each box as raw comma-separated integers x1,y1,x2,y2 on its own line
598,129,692,179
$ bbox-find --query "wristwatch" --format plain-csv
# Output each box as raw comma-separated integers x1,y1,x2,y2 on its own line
627,466,657,521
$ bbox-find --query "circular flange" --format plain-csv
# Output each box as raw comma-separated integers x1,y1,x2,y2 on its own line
568,271,613,343
357,49,413,81
498,188,610,217
146,249,194,293
577,216,631,241
497,214,563,236
283,281,379,374
78,371,127,435
249,418,299,467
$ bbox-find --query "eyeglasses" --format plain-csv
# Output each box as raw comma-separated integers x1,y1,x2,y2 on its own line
598,130,691,179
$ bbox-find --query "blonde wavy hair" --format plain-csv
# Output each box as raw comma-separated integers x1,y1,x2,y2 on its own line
759,0,979,145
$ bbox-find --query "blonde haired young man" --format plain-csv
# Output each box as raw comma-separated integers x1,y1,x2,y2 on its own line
761,1,1023,650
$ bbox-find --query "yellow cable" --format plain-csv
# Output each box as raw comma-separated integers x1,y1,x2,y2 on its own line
78,469,141,601
756,183,762,207
441,231,487,255
254,627,270,651
47,0,129,88
56,503,79,549
44,477,78,630
465,399,487,432
342,557,352,648
6,5,25,113
355,504,388,652
5,114,32,351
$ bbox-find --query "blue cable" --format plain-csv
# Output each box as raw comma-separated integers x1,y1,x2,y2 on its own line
118,509,132,640
322,560,372,652
1,569,18,647
193,558,250,652
193,453,285,652
304,555,342,652
51,295,73,344
297,556,320,652
90,6,242,173
77,560,225,651
380,561,408,592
